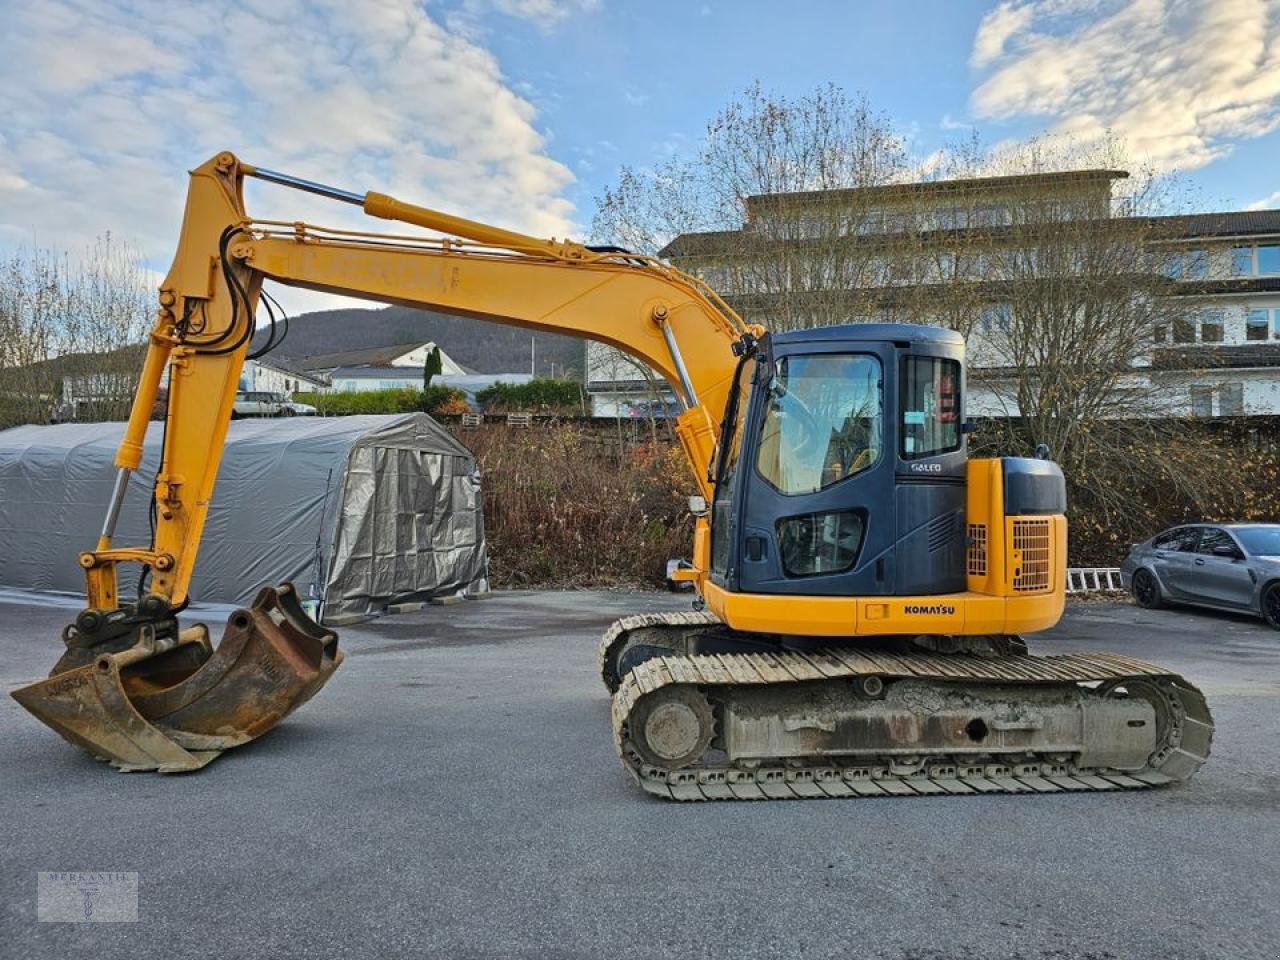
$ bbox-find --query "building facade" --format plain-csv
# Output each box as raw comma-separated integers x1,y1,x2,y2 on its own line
621,171,1280,419
583,341,679,419
239,358,329,396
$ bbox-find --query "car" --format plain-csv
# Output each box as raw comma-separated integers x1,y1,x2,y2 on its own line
282,399,317,416
1120,523,1280,629
232,391,288,417
627,398,681,419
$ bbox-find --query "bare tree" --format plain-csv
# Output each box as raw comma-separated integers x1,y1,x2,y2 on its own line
0,234,152,427
593,83,914,332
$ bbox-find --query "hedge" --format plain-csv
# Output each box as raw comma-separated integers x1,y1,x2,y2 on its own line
292,386,468,416
476,379,585,413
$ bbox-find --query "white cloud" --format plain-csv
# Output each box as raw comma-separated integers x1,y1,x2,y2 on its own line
460,0,599,31
969,0,1280,172
1246,189,1280,210
0,0,578,313
491,0,599,21
971,2,1034,68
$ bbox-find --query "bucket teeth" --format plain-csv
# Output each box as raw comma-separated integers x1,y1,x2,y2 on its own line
11,583,342,773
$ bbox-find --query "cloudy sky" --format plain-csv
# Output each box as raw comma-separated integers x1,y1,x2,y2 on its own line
3,0,1279,313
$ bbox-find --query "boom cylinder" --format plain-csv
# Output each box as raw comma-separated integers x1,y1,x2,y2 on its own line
116,331,172,471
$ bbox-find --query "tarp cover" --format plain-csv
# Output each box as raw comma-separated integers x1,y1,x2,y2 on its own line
0,414,487,620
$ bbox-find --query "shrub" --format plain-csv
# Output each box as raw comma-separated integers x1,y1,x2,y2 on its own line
1061,422,1280,565
458,419,1280,588
476,378,584,414
459,423,692,588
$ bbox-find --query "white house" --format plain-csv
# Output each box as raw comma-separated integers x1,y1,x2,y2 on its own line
239,358,329,396
301,341,468,392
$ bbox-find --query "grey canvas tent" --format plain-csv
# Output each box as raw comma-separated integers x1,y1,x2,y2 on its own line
0,414,487,621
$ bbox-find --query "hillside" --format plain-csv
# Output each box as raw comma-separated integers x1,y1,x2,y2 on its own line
251,305,586,378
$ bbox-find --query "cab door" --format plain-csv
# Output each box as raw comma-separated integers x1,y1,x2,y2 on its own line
733,341,894,598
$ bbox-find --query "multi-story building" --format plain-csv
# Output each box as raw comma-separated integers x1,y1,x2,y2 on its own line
585,171,1280,419
1144,211,1280,417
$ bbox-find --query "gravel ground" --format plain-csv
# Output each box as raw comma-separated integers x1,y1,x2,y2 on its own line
1,589,1277,960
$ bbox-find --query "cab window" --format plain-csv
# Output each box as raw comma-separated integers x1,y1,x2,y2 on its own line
755,353,882,496
900,356,961,459
711,358,754,576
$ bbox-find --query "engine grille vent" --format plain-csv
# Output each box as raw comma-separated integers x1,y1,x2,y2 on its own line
1013,519,1052,592
967,523,988,576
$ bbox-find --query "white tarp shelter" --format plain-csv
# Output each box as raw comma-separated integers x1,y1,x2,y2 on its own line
0,414,487,622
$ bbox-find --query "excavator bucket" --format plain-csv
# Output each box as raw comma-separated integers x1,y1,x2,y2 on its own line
12,584,342,772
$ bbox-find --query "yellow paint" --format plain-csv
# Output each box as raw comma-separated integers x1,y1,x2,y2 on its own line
702,581,1063,637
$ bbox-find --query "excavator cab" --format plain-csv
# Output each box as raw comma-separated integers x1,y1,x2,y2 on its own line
713,324,970,600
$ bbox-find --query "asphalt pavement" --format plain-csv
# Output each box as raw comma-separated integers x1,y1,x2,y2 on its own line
1,589,1277,960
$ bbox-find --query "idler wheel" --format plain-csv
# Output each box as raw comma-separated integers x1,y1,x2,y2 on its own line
630,686,714,770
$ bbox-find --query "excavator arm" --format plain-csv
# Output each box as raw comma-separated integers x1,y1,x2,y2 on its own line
111,152,750,609
13,151,755,771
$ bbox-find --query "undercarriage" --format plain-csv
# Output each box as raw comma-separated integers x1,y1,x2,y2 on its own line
599,612,1213,801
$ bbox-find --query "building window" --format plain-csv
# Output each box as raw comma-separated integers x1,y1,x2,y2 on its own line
1220,382,1244,416
882,211,913,234
934,207,968,231
1258,245,1280,275
972,205,1010,227
1162,248,1211,280
1247,309,1270,341
1190,385,1213,417
1232,246,1254,276
1153,322,1167,343
854,210,884,236
1200,309,1224,342
1172,316,1196,343
979,303,1012,334
958,251,990,280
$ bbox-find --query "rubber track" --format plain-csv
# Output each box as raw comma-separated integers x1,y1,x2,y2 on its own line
597,610,720,691
608,626,1213,802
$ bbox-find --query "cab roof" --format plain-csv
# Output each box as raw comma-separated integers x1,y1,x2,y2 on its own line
770,323,963,347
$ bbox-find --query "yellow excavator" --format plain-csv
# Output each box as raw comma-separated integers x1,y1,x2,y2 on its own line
14,153,1213,798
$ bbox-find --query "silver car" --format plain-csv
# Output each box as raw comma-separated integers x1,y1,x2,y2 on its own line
1121,523,1280,629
